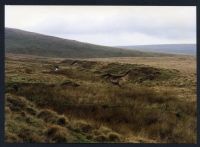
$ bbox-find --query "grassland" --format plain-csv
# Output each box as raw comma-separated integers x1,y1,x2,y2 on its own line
5,54,196,143
6,28,167,58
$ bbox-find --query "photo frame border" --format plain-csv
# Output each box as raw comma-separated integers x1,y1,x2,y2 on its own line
0,0,199,147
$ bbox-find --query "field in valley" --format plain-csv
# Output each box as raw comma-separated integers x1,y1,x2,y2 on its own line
5,54,197,143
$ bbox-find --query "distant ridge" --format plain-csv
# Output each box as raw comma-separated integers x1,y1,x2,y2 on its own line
5,28,166,58
117,44,196,55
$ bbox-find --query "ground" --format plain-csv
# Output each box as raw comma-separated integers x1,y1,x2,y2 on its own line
5,53,197,143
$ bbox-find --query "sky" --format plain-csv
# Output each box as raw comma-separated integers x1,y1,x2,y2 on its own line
5,6,196,46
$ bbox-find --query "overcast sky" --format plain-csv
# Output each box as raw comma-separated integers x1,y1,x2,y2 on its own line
5,6,196,46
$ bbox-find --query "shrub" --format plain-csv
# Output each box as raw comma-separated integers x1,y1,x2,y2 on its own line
98,126,112,135
46,125,73,143
26,107,37,116
6,94,28,111
37,109,59,123
108,132,121,142
18,128,44,143
5,106,11,114
73,120,93,133
5,132,22,143
57,115,69,126
94,135,108,142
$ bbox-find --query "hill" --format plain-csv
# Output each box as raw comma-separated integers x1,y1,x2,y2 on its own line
5,28,163,58
117,44,196,55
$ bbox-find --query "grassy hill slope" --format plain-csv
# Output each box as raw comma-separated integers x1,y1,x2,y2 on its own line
117,44,196,55
5,28,162,58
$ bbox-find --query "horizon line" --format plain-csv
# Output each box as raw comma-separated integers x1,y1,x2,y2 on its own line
5,27,196,47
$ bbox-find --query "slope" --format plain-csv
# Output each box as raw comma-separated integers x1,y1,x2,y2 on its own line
117,44,196,55
5,28,162,58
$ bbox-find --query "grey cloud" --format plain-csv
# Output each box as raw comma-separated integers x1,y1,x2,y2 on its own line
10,6,194,45
31,15,195,42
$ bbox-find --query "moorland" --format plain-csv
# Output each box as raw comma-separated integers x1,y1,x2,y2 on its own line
5,28,197,143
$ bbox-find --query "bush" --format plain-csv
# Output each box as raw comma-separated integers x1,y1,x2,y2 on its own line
5,132,22,143
26,107,37,115
94,135,108,142
6,94,28,111
37,109,59,123
18,128,44,143
5,106,11,114
46,125,73,143
57,115,69,126
108,132,121,142
73,120,93,133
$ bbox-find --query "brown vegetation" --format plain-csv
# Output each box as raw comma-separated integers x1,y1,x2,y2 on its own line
5,54,196,143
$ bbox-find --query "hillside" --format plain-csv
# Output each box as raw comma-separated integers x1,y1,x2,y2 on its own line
5,28,163,58
117,44,196,55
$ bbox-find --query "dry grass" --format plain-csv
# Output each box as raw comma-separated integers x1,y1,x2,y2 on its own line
85,56,196,74
45,125,74,143
5,54,197,143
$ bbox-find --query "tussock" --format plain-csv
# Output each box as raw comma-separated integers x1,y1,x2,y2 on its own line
5,56,196,143
46,125,74,143
37,109,59,123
